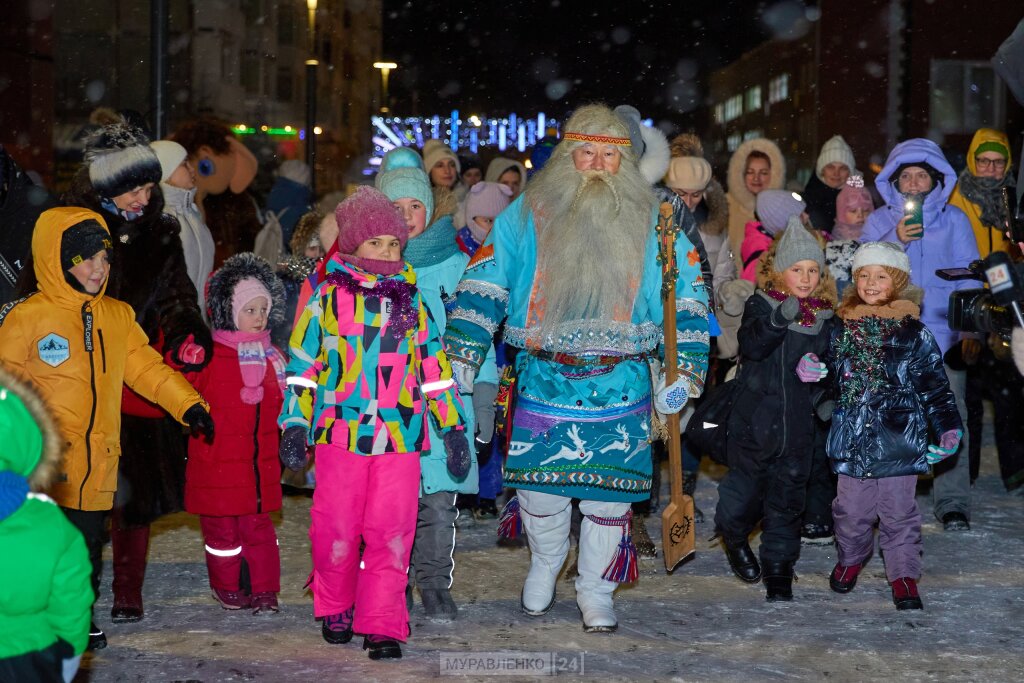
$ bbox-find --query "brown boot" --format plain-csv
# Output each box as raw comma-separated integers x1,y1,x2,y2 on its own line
110,516,150,623
631,512,658,558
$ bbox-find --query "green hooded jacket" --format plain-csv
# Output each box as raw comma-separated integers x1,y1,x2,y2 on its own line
0,365,92,658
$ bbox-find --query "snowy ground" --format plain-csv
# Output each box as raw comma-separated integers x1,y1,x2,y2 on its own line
76,421,1024,682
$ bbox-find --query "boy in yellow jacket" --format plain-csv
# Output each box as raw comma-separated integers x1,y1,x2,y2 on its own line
0,206,213,650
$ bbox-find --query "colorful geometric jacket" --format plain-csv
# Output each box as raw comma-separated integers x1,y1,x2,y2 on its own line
279,256,465,455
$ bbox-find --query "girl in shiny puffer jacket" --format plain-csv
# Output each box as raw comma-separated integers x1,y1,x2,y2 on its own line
826,242,962,611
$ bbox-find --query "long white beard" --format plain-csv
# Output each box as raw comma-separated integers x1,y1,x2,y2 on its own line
531,168,654,346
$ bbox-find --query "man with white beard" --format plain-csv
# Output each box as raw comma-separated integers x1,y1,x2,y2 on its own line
443,104,709,632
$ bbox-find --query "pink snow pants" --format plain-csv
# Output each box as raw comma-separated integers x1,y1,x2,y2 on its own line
310,444,420,641
200,513,280,593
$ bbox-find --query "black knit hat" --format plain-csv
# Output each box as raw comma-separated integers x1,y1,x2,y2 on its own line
84,121,163,199
891,161,943,189
61,220,112,271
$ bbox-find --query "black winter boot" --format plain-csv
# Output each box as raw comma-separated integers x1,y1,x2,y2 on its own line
763,561,794,602
724,541,761,583
682,471,704,523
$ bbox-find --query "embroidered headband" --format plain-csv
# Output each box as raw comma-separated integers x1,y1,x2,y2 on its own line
563,132,632,146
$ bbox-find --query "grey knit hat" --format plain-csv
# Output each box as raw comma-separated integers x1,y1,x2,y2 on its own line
84,122,163,199
774,216,823,271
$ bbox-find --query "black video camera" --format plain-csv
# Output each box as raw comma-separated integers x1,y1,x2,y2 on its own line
941,251,1024,340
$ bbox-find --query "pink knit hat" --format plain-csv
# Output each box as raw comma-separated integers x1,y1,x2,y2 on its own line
231,277,272,329
465,181,513,234
334,186,410,254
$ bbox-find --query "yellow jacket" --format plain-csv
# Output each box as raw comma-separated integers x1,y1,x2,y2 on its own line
948,128,1013,258
0,207,207,511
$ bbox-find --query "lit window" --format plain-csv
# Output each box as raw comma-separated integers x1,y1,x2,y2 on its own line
743,130,762,142
745,86,762,112
727,133,741,152
724,95,743,122
769,74,789,103
714,103,725,125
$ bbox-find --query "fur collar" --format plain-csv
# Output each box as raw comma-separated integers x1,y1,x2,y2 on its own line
841,299,920,321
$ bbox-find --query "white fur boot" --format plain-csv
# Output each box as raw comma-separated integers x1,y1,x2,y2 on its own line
517,490,571,616
576,502,632,633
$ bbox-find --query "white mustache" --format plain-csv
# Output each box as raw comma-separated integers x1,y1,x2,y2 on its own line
572,169,620,214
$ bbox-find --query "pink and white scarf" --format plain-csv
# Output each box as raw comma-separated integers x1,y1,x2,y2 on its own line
212,329,288,404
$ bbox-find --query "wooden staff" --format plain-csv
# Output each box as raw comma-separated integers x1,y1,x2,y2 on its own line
658,202,696,571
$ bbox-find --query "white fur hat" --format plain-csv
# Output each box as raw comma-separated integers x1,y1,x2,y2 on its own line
851,241,911,274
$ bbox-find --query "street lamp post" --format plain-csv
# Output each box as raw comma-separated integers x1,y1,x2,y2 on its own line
373,62,397,113
306,0,318,195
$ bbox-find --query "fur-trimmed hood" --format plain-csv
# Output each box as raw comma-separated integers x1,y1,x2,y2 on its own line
0,365,62,492
755,229,838,306
207,252,286,332
726,138,786,212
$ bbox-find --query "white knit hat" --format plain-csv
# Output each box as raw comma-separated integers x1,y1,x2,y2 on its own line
851,241,911,274
816,135,856,180
422,139,460,177
150,140,188,182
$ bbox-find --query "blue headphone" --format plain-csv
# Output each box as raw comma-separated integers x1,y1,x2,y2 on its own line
198,158,215,177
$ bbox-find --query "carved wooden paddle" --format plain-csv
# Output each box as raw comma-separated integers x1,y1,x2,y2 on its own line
657,201,696,572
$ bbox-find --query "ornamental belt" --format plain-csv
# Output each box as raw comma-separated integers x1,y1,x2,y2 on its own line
524,347,648,367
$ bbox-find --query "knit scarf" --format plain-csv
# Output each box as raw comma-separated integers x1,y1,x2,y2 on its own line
211,329,288,404
763,286,833,327
957,170,1015,229
0,470,29,523
402,216,460,269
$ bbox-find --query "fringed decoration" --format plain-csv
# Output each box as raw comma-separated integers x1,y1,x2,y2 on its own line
589,511,639,584
496,496,522,539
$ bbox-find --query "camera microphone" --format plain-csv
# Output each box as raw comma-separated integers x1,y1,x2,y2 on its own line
983,251,1024,328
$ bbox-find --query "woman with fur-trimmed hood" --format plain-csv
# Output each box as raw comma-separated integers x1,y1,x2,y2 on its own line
0,366,92,681
714,218,837,602
179,252,287,615
725,138,786,274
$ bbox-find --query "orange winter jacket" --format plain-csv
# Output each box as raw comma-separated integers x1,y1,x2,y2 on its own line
0,207,207,511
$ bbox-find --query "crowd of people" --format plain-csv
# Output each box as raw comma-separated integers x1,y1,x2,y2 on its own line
0,99,1021,678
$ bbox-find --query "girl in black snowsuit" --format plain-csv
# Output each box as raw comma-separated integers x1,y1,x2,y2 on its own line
714,217,838,601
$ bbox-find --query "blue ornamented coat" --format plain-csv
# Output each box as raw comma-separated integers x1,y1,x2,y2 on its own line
444,195,710,502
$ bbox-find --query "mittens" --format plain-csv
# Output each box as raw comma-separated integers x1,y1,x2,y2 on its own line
279,425,310,471
795,353,828,383
654,374,691,415
183,403,214,438
926,429,963,464
771,295,801,327
443,430,471,478
177,334,206,366
453,363,475,394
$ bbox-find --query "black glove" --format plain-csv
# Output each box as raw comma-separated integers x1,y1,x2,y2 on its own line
771,295,801,327
184,403,214,439
474,435,493,468
444,430,471,478
279,426,309,471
